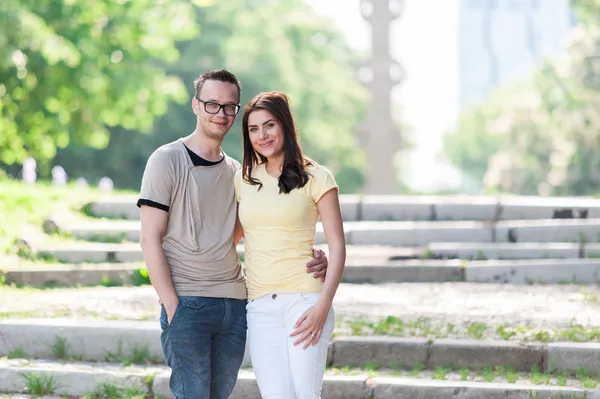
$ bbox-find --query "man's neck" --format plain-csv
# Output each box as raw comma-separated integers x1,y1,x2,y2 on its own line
184,130,223,162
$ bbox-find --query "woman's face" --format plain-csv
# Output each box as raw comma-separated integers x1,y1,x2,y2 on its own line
247,109,284,160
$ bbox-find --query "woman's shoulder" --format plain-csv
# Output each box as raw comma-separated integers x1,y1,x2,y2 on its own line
304,159,332,179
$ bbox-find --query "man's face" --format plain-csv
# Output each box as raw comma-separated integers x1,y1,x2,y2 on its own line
193,80,239,140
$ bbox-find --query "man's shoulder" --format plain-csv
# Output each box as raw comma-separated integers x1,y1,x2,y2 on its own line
223,153,241,171
148,140,183,165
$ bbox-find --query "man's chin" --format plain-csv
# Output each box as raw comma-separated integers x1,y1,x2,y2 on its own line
205,130,227,140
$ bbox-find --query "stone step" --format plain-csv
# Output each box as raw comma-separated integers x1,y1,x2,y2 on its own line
2,359,599,399
428,242,585,260
6,258,600,287
87,194,600,222
1,319,599,375
50,218,600,247
3,262,145,287
33,243,422,264
36,240,600,265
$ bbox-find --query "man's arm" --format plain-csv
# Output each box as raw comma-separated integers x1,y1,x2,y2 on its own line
307,249,328,282
234,202,244,246
140,206,178,322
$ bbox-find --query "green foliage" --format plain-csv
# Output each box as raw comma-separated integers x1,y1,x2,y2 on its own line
132,267,151,286
51,0,368,193
443,4,600,195
0,179,95,255
0,0,198,171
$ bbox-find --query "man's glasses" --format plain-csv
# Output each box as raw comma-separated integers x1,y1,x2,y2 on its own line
197,98,240,116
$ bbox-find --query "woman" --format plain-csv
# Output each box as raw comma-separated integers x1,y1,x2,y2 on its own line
233,91,346,398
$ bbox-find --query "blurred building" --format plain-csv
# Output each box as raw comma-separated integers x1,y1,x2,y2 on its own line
458,0,575,110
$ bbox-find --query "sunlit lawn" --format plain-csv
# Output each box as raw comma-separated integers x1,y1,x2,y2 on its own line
0,178,135,256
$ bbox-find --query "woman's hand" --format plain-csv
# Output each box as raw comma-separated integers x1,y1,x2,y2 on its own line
290,300,331,349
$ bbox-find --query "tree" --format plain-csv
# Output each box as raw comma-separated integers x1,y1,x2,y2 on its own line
0,0,198,172
443,0,600,196
53,0,369,193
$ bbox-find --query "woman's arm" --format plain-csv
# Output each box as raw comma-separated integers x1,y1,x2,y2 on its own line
315,188,346,306
291,187,346,348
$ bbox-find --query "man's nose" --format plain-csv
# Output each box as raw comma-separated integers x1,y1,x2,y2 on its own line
216,107,227,117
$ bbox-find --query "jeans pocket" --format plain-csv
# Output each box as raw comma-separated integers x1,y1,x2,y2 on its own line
179,296,206,310
160,299,183,330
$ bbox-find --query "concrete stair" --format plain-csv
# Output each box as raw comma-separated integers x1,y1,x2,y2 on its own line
6,194,600,397
1,360,599,398
86,194,600,221
6,258,600,287
3,360,599,399
1,319,600,398
2,319,599,375
49,218,600,246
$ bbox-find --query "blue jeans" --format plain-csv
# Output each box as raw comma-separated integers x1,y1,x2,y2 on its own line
159,296,247,399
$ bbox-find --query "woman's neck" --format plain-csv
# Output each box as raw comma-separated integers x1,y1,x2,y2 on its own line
265,155,283,178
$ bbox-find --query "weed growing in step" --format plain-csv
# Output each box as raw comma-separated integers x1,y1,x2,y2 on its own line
52,336,68,359
105,342,157,366
23,373,56,395
86,232,128,244
327,363,600,389
101,275,123,287
496,324,517,340
433,366,449,380
482,366,494,382
466,322,487,339
7,347,26,359
505,365,519,384
336,317,600,343
85,382,148,399
408,361,425,377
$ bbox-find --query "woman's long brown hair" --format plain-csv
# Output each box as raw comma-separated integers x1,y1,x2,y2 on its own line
241,91,312,194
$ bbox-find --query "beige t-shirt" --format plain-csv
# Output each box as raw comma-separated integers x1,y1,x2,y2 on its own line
138,139,246,299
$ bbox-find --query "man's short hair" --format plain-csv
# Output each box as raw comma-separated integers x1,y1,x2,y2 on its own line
194,69,242,102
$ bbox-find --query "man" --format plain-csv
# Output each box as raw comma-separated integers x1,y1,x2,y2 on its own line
137,69,328,399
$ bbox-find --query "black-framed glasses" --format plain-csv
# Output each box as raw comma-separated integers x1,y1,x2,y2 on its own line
196,97,240,116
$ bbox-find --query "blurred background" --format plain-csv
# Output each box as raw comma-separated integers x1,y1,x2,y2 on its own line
1,0,597,197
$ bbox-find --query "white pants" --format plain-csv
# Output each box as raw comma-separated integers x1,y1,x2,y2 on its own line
246,292,335,399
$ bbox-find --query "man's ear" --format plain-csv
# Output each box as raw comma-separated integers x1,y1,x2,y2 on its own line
192,97,200,115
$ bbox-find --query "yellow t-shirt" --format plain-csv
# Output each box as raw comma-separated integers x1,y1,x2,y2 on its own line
234,163,338,300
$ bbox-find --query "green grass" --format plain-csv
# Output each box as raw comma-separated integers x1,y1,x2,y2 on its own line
23,373,56,396
0,180,96,255
7,347,26,359
337,317,600,343
85,382,150,399
0,178,137,257
324,364,600,389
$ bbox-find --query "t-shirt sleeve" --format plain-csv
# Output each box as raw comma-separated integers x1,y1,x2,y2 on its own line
309,165,338,203
137,149,174,212
234,170,242,203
